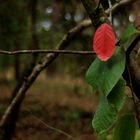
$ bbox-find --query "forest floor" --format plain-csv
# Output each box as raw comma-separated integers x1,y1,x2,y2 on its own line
0,73,98,140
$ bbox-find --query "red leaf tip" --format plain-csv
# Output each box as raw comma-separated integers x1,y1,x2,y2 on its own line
93,23,116,61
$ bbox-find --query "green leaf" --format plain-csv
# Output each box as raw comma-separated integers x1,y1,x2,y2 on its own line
92,95,117,134
92,79,126,134
98,132,107,140
113,113,136,140
86,47,125,96
121,24,139,44
107,78,126,111
135,130,140,140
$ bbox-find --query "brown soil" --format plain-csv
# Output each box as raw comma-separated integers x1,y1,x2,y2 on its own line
0,74,98,140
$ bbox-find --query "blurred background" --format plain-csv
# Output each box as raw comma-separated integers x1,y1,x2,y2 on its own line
0,0,140,140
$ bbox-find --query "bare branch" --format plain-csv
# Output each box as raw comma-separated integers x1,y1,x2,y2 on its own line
0,18,91,130
0,49,94,55
30,112,78,140
80,0,132,28
108,0,112,23
0,0,132,57
0,0,132,56
105,0,132,14
126,62,140,127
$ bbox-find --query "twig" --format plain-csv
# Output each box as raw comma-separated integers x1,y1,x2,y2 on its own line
105,0,132,15
26,109,78,140
96,0,102,9
0,0,131,57
126,62,140,128
0,49,95,55
81,0,132,28
108,0,113,23
0,0,132,57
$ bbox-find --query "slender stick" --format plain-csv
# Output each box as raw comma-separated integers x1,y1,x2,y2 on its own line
0,49,95,55
26,109,78,140
108,0,113,24
126,62,140,127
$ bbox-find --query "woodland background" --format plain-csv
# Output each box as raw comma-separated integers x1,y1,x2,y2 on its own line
0,0,140,140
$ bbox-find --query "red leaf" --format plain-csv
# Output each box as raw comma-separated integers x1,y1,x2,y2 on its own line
93,23,116,61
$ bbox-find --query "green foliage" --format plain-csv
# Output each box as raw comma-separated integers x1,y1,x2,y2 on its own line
92,79,126,134
86,23,140,139
113,113,136,140
107,78,126,111
92,95,117,133
120,24,140,50
86,47,125,96
121,24,139,44
135,130,140,140
98,132,107,140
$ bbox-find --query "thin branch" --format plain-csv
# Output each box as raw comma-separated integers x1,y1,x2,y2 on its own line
80,0,132,28
0,18,91,129
0,0,132,57
105,0,132,13
0,49,95,55
26,109,78,140
126,62,140,127
108,0,113,23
